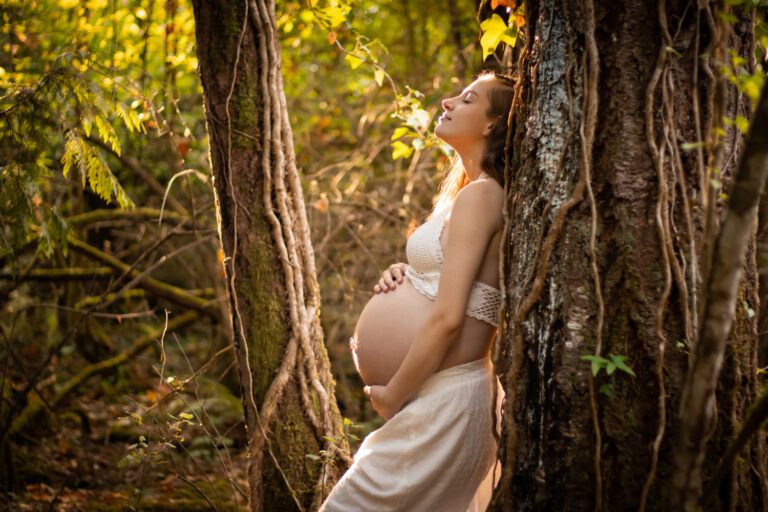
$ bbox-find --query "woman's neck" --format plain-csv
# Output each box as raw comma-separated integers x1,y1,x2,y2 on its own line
457,145,486,181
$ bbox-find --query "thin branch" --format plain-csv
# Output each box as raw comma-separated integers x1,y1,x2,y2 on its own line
671,79,768,512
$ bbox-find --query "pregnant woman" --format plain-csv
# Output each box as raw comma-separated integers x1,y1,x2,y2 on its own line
320,71,514,511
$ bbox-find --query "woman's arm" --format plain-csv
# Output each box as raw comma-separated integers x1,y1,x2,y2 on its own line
366,180,503,419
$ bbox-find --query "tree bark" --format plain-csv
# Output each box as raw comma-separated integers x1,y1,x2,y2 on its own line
492,1,766,510
192,1,349,511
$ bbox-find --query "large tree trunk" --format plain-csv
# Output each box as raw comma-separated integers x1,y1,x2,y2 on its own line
192,1,349,510
493,1,766,510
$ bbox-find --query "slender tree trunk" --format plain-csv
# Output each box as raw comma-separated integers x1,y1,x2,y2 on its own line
492,1,766,510
192,1,349,511
446,0,468,79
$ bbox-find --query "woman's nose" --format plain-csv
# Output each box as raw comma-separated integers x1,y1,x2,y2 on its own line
441,97,454,111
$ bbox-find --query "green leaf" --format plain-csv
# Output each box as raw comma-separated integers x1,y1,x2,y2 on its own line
60,132,134,208
374,68,385,87
94,115,120,155
179,412,193,420
116,455,134,468
717,10,739,24
609,354,636,377
606,362,617,376
741,74,763,102
734,115,750,134
82,114,93,138
581,355,606,376
681,141,704,151
61,134,77,179
599,383,613,397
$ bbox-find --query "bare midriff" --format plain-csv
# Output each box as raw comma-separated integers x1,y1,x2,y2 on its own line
351,275,496,386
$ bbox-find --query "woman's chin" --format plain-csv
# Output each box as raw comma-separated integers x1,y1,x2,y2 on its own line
434,124,450,143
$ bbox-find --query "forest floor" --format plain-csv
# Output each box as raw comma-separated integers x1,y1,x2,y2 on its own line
1,392,249,511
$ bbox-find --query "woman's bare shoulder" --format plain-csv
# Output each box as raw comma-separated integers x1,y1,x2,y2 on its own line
451,177,504,230
459,175,504,198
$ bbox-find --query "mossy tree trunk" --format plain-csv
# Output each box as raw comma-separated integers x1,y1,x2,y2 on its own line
493,1,767,510
192,1,349,510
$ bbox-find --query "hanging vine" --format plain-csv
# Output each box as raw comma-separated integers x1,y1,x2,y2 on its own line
580,0,604,508
203,0,351,509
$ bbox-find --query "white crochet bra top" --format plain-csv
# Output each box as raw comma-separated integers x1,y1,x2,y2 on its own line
404,200,501,327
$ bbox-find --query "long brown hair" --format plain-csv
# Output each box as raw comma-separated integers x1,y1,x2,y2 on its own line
432,72,515,215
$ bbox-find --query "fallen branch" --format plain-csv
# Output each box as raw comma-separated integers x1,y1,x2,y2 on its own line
0,267,114,281
68,237,219,316
9,310,199,436
671,81,768,510
68,207,188,227
74,288,215,309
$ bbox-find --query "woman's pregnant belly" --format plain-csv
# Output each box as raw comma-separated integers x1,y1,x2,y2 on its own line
352,278,435,386
352,275,497,386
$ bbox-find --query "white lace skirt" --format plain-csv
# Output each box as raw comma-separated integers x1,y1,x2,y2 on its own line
320,357,501,512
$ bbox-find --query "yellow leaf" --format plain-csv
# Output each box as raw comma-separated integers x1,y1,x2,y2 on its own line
345,54,363,70
479,14,508,61
374,68,385,86
391,140,414,161
391,126,410,141
322,6,347,28
734,115,750,134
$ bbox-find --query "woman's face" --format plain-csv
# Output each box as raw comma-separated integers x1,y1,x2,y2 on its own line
435,76,496,151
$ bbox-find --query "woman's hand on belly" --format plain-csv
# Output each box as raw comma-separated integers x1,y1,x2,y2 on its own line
373,262,407,293
364,384,401,421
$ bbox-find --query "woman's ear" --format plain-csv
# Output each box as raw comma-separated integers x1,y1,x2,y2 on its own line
483,121,494,138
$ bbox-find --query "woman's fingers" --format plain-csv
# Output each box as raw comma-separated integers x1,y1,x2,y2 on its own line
373,263,406,293
391,265,404,283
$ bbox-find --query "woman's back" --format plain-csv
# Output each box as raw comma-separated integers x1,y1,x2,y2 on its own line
352,176,503,386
